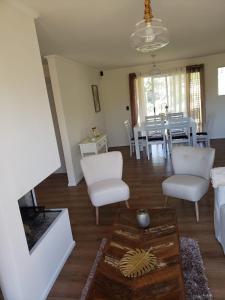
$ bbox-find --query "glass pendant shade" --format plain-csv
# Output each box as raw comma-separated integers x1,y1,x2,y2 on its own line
130,0,169,53
130,18,169,52
149,54,162,75
150,63,162,76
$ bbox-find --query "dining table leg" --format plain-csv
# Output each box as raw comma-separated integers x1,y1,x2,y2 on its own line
192,122,197,146
134,127,140,159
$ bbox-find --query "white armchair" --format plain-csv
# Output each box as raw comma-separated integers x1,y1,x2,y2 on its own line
80,151,130,225
162,146,215,222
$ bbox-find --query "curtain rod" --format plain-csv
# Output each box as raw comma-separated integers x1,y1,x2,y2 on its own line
137,66,186,78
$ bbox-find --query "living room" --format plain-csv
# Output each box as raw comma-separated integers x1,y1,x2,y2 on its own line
1,0,225,299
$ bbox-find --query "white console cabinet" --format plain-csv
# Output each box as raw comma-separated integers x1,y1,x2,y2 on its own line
79,134,108,157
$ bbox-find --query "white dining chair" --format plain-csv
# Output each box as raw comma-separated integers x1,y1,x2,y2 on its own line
80,151,130,225
162,146,215,222
196,132,210,147
144,120,167,159
124,120,145,156
189,119,210,147
168,118,191,153
167,112,185,134
167,112,184,120
145,115,165,122
196,119,211,147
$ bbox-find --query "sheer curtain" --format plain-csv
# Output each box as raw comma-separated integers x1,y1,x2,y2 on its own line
135,76,146,123
136,67,187,123
167,68,187,114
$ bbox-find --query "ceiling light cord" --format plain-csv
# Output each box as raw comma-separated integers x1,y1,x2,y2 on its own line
144,0,153,23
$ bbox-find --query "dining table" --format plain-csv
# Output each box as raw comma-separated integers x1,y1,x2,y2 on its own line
133,117,197,159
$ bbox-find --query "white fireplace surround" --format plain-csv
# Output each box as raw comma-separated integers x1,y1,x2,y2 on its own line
0,205,75,300
0,2,75,299
30,208,75,299
23,208,75,300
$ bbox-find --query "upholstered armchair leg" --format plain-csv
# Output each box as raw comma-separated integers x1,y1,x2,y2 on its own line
163,142,167,158
195,202,199,222
168,141,172,156
95,207,99,225
125,200,130,208
146,145,150,160
164,196,168,207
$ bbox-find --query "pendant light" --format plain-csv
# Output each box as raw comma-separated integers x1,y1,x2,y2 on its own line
130,0,169,52
150,54,162,75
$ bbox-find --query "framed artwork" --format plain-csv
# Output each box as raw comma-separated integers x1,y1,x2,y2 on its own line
91,85,101,112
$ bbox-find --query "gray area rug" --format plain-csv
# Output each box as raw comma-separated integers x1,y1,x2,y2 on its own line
80,237,212,300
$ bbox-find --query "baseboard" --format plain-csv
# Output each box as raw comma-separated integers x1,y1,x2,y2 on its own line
210,137,225,141
40,240,76,300
68,173,83,186
109,144,129,149
68,178,77,186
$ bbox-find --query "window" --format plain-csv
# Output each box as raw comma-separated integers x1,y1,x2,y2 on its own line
144,76,168,116
136,68,187,122
218,67,225,96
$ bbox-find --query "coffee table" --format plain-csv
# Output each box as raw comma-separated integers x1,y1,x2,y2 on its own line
85,208,185,300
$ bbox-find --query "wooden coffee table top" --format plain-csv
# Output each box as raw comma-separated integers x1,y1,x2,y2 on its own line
85,208,185,300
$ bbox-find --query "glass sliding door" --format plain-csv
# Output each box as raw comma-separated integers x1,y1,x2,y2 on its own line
136,68,187,123
144,75,168,116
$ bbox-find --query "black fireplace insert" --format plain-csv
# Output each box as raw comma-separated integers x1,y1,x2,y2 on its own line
18,190,61,251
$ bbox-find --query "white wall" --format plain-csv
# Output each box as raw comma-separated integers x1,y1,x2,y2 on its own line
101,53,225,147
45,71,67,173
0,2,61,300
47,55,106,185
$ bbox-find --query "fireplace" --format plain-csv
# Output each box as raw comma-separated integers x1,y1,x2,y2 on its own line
1,188,75,300
18,190,61,251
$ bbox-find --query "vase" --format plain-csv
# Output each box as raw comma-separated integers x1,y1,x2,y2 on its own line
136,209,150,228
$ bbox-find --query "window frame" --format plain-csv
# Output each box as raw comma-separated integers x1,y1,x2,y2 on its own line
218,66,225,96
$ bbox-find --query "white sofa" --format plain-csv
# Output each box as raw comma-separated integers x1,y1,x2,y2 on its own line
214,186,225,253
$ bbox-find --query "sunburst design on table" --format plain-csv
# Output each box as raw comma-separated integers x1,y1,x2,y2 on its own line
119,248,158,278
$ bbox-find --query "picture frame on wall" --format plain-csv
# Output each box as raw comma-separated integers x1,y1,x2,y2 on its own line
91,85,101,112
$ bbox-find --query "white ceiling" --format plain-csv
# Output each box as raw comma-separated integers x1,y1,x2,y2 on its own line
20,0,225,70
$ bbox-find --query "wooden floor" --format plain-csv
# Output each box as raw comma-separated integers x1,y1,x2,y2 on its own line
34,140,225,300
